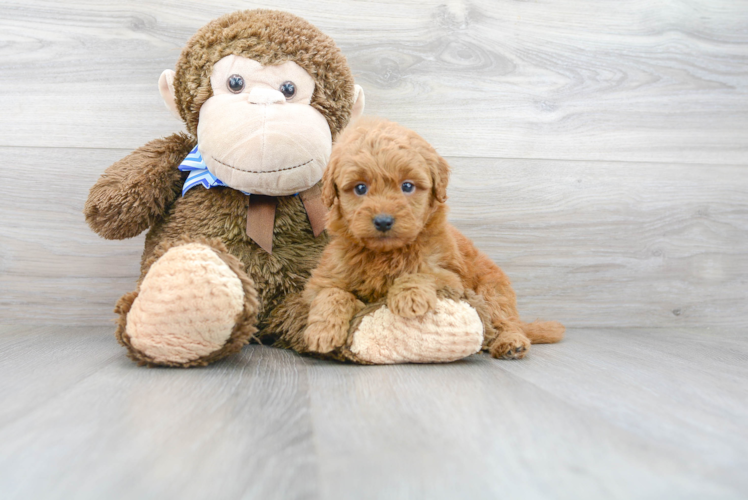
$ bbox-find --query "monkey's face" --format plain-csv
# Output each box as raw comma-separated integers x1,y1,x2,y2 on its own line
196,55,332,196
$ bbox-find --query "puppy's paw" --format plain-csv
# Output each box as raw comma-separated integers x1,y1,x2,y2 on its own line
388,286,438,318
304,321,348,353
489,332,531,360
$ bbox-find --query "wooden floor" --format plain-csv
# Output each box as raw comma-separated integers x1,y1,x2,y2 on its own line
0,325,746,499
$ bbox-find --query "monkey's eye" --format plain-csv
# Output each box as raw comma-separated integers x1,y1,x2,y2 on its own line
354,183,368,196
227,74,245,93
401,182,415,194
279,81,296,99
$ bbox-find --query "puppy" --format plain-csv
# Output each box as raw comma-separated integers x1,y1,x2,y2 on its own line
303,117,564,359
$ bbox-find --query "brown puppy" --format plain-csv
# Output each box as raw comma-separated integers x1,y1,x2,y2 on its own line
303,117,564,359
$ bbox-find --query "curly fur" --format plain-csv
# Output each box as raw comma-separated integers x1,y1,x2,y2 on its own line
303,118,564,359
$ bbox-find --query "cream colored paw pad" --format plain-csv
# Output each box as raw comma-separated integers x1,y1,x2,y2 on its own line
127,244,244,364
349,299,483,364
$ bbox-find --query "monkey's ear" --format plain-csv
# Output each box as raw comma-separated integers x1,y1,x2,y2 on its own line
351,85,365,122
321,158,339,208
158,70,181,120
432,155,450,204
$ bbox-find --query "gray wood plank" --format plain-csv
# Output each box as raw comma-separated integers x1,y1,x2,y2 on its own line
495,328,748,482
3,326,744,499
2,147,746,329
306,363,742,500
0,146,145,325
1,1,747,163
0,325,120,428
447,157,748,329
304,328,748,499
0,326,319,500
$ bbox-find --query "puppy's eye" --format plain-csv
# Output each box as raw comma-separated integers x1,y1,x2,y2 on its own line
354,183,368,196
279,81,296,99
401,181,415,194
227,74,245,93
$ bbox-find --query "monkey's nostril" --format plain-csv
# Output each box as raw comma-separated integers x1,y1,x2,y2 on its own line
373,214,394,232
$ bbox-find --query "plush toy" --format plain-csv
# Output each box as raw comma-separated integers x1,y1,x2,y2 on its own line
84,9,485,367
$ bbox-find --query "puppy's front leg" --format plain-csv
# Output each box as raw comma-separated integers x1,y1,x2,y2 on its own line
304,288,364,353
388,273,439,318
430,267,465,301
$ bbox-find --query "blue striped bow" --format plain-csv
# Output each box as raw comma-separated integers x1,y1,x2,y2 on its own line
178,145,250,196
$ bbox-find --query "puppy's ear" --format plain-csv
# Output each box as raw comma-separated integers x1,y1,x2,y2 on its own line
321,157,339,208
432,154,450,203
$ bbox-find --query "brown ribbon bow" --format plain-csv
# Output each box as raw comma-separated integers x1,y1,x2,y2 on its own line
245,185,327,254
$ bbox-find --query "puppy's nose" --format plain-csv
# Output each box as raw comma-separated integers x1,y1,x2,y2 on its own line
373,214,395,232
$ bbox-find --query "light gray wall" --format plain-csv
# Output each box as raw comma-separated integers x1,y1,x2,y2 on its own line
1,0,746,328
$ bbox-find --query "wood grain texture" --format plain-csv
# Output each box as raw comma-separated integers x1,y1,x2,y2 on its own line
0,0,747,163
1,0,746,327
2,146,746,328
306,329,748,499
0,325,745,499
0,326,318,500
447,157,748,329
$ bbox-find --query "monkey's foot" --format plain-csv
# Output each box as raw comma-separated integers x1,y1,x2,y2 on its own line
346,299,483,364
116,242,259,367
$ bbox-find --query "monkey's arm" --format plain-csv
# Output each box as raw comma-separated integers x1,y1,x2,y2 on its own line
84,133,195,240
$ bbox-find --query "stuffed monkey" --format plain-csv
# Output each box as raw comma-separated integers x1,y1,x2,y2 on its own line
84,9,484,367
